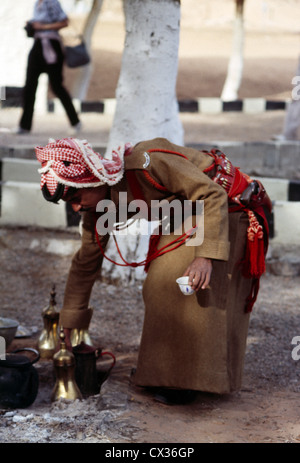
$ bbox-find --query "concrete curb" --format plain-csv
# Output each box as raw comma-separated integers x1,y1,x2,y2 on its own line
253,176,300,245
187,142,300,180
1,90,289,114
1,141,300,180
49,97,289,115
179,98,288,114
0,144,107,160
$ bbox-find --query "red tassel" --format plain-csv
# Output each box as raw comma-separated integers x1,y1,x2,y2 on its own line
242,210,266,279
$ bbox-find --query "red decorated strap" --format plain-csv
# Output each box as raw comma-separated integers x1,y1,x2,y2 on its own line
203,148,251,201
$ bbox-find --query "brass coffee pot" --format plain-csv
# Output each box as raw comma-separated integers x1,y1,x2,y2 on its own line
37,285,59,359
51,329,82,402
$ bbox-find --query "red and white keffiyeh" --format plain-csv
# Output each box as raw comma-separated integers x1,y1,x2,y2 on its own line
35,138,128,198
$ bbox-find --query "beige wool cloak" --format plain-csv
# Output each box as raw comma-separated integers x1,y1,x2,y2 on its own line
60,138,254,393
133,210,252,394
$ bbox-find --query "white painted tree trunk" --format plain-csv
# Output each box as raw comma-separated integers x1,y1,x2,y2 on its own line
106,0,183,155
102,0,183,284
71,0,104,101
221,0,245,101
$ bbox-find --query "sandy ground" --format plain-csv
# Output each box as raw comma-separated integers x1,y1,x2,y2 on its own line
1,4,300,446
0,228,300,444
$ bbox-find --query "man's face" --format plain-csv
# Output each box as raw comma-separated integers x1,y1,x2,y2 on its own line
65,185,108,212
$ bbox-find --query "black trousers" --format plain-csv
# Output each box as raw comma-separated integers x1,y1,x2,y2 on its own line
20,38,80,131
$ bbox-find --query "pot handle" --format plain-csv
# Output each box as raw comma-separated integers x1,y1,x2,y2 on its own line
98,351,116,373
11,348,40,365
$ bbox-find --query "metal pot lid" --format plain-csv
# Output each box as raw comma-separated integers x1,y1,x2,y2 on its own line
0,348,40,368
0,354,32,368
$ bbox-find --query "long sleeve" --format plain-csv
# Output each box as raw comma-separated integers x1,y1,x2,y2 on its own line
59,211,109,329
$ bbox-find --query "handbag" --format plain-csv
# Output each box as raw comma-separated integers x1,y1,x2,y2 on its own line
64,40,90,68
24,21,35,38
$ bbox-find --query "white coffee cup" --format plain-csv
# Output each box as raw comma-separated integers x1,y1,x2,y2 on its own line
176,276,195,296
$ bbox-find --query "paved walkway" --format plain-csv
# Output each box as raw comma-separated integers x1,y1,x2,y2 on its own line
0,107,289,156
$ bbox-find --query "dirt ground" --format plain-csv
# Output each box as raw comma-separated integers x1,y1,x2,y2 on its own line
1,4,300,445
0,227,300,444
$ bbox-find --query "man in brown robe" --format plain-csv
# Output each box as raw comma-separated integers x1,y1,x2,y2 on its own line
35,137,270,404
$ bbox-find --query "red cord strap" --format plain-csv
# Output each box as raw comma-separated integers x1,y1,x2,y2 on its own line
94,223,197,270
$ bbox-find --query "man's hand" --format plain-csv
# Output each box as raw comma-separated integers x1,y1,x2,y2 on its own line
183,257,212,291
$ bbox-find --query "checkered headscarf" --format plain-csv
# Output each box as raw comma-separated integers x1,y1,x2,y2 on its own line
35,138,127,202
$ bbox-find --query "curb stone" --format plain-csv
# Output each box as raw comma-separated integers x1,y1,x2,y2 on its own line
0,91,289,114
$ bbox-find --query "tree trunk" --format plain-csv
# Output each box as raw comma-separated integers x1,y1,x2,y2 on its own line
102,0,183,284
71,0,104,101
221,0,245,101
106,0,183,155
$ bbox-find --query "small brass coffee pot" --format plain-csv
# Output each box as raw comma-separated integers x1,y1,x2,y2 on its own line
51,329,82,402
37,285,59,359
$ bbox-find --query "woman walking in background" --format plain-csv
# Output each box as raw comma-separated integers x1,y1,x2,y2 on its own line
17,0,81,135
